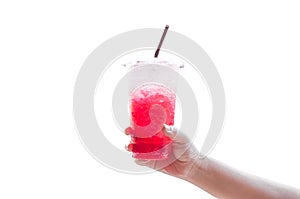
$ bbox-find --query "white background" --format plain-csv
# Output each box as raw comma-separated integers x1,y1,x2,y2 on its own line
0,1,300,198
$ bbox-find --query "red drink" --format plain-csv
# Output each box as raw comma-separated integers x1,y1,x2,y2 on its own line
128,84,176,159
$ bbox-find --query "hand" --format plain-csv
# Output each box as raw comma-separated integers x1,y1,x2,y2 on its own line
126,127,300,199
125,125,200,180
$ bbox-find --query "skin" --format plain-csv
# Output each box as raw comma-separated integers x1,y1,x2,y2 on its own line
125,125,300,199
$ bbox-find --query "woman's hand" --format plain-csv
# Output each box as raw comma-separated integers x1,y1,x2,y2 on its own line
125,125,200,180
125,125,300,199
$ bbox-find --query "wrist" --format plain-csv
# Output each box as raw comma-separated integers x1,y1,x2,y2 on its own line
185,155,209,183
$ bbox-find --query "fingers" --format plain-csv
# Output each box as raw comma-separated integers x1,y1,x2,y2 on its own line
135,159,157,169
134,159,151,166
125,143,133,152
124,127,133,152
124,126,133,135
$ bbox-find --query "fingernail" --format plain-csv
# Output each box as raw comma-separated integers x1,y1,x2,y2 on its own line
163,124,172,132
125,143,133,151
163,124,178,138
125,127,133,135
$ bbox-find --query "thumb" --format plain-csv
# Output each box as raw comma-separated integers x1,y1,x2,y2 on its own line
163,124,189,145
163,124,178,139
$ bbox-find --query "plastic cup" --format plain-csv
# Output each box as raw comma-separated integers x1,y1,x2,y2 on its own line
126,59,181,159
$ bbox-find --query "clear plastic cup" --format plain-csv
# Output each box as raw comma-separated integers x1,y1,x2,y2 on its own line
125,59,182,159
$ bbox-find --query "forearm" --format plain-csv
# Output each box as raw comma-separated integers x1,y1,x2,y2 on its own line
185,157,300,199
